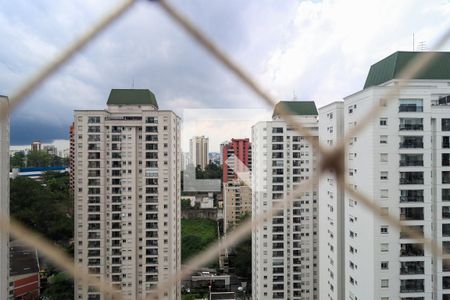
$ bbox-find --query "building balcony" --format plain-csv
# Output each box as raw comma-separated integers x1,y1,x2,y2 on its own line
400,172,424,185
400,279,424,293
400,207,424,221
400,124,423,131
400,261,424,275
400,225,424,239
400,243,424,257
399,104,423,112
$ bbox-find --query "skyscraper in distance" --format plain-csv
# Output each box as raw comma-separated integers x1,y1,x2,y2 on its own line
189,136,208,170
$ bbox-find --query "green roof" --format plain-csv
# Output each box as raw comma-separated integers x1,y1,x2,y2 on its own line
364,51,450,89
272,101,318,118
107,89,158,107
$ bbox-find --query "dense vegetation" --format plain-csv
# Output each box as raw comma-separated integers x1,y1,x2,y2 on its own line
181,218,217,263
10,150,69,169
10,172,74,299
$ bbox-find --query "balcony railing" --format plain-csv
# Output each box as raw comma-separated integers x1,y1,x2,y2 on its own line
400,124,423,131
400,160,424,167
400,279,424,293
399,104,423,112
400,261,424,275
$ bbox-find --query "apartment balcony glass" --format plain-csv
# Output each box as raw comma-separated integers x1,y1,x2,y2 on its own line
400,118,423,131
443,119,450,131
400,172,424,184
443,224,450,237
443,207,450,219
444,277,450,289
400,190,424,203
400,261,424,275
399,99,423,112
444,189,450,201
444,241,450,254
400,225,424,239
400,154,424,167
400,279,424,293
444,136,450,149
400,136,423,148
400,243,424,257
443,259,450,272
272,136,283,142
400,207,424,221
444,172,450,184
88,152,100,159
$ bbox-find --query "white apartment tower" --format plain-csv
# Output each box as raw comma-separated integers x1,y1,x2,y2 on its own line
74,89,181,300
318,51,450,300
318,102,344,300
0,96,9,300
252,101,319,300
189,136,208,170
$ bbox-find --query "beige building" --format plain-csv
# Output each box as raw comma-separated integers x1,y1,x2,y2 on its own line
223,181,252,232
74,89,181,300
0,96,9,300
189,136,208,170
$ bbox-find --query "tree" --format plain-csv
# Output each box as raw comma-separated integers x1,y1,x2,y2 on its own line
10,152,25,169
42,272,74,300
10,173,73,244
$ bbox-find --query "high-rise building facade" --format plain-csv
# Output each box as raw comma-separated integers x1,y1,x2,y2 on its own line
0,95,9,300
74,89,181,300
252,101,319,300
318,102,345,300
222,138,252,232
222,138,252,184
318,51,450,300
189,136,208,170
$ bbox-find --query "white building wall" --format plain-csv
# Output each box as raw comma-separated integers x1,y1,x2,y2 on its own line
340,79,450,300
318,102,344,300
252,115,319,300
0,96,9,300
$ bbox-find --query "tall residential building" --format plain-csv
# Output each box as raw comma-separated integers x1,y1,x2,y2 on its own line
189,136,208,170
222,138,252,232
222,138,252,184
70,122,75,195
223,181,252,232
0,95,9,300
318,102,345,300
318,51,450,300
31,140,42,151
74,89,181,300
252,101,319,300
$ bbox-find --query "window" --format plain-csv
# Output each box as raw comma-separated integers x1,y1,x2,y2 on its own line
443,119,450,131
381,243,389,252
380,172,388,180
380,135,388,144
399,118,423,131
380,189,389,198
380,226,389,234
380,118,387,126
399,98,423,112
381,261,389,270
381,279,389,288
380,153,388,162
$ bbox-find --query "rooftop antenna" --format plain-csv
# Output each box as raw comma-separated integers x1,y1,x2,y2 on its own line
292,90,298,101
418,41,427,51
132,78,135,88
413,33,415,51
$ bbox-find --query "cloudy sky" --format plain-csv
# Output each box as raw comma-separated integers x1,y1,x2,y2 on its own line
1,0,449,151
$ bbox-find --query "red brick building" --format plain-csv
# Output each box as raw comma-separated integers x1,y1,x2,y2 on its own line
9,241,40,300
221,138,251,183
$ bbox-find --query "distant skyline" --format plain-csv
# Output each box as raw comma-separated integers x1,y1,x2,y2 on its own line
1,0,449,146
